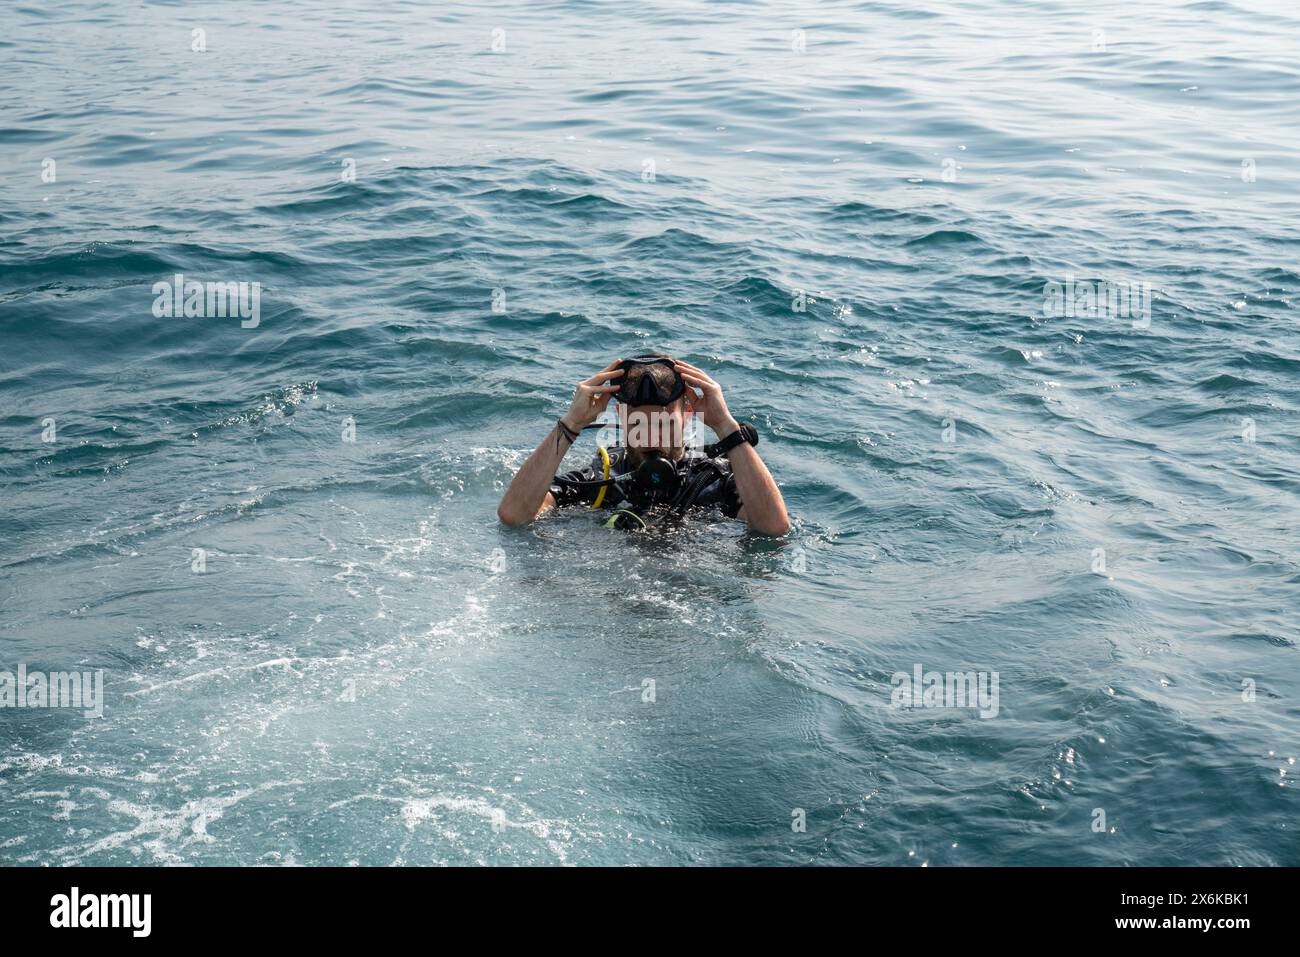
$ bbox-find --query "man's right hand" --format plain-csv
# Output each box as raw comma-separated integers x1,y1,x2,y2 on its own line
562,359,625,431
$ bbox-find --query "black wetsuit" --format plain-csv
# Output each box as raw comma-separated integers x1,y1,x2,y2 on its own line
551,447,743,518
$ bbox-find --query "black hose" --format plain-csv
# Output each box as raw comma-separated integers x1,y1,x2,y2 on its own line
671,461,725,512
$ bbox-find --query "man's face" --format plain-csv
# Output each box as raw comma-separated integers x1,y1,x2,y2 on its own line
621,399,691,462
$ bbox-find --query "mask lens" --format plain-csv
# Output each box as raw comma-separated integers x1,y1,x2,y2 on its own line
615,357,684,406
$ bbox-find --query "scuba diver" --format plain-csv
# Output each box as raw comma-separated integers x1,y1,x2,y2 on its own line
496,355,791,535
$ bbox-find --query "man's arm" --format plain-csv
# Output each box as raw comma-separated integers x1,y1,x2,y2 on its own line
496,423,570,526
715,415,791,536
497,360,624,527
493,423,572,522
675,360,791,536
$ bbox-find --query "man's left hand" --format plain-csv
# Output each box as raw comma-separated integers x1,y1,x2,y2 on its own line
676,360,739,435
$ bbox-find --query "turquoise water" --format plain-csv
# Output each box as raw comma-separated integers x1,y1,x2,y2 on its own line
2,0,1298,865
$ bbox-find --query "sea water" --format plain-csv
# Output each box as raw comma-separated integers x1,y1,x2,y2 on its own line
1,0,1297,865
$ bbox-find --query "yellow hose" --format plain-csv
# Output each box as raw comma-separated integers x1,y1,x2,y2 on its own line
591,445,611,509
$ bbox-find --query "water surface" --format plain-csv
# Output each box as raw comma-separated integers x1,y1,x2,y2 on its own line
1,0,1298,865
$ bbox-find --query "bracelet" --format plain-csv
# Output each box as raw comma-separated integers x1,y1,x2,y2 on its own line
555,418,579,446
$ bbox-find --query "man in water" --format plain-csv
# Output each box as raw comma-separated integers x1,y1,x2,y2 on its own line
497,355,791,535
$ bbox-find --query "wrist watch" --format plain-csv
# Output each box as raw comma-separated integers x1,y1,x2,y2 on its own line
706,422,759,457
